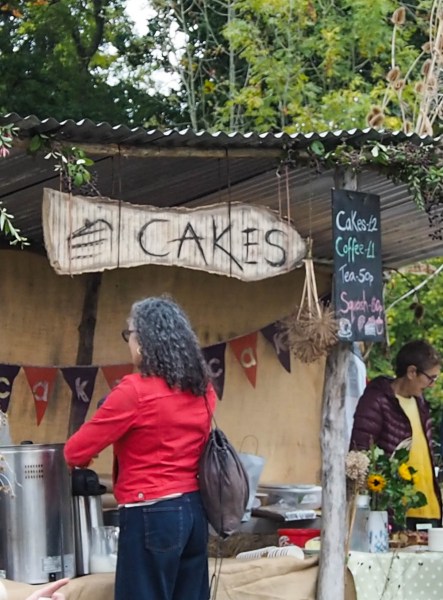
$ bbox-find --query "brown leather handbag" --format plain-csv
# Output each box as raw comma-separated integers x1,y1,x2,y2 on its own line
198,410,249,538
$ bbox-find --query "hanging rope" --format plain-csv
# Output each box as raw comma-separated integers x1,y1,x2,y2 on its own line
276,167,283,218
116,148,123,269
282,243,338,363
278,157,339,362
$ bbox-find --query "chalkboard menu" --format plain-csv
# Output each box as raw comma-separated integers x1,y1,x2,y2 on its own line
331,189,385,342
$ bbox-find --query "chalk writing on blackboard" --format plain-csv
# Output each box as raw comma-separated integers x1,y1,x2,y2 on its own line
331,189,385,342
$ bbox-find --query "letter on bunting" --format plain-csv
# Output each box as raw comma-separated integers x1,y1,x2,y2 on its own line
24,366,58,426
62,367,98,433
202,343,226,400
230,333,258,387
260,322,291,373
0,365,20,413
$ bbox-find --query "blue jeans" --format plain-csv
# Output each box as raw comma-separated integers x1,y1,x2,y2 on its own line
115,491,209,600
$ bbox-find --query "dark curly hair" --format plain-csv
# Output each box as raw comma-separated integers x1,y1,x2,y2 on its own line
130,296,210,396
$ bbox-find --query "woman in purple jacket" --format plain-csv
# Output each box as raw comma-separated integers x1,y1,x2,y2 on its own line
350,339,442,529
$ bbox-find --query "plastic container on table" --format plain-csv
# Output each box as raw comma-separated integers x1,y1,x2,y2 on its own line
278,528,321,548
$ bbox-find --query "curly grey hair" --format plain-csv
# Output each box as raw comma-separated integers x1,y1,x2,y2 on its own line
130,296,210,396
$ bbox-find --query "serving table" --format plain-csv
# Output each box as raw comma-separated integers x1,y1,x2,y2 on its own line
348,549,443,600
2,555,357,600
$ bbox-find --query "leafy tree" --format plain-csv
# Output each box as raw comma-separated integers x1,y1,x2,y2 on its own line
0,0,177,125
144,0,248,129
0,0,437,133
144,0,435,132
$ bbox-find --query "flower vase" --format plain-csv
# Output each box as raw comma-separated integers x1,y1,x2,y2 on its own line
368,510,389,553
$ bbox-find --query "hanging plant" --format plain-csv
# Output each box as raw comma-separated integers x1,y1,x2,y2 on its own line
28,134,97,194
308,139,443,240
282,239,338,363
0,123,28,246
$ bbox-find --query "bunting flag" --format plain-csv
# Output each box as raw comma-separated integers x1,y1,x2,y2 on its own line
260,321,291,373
0,314,299,418
229,333,258,387
101,364,133,390
202,343,226,400
0,364,20,413
24,366,58,426
62,366,98,433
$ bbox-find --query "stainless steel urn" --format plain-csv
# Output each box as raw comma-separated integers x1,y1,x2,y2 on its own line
0,443,76,583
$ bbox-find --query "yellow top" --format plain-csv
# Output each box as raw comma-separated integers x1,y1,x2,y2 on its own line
397,394,440,519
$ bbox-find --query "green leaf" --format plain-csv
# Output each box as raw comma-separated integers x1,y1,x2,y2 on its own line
310,141,325,157
74,172,84,187
28,135,43,153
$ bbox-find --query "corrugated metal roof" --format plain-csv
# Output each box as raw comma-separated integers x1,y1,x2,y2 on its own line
0,113,442,269
0,113,436,149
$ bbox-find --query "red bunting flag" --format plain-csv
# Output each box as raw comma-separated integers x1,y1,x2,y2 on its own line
230,333,258,387
101,364,134,390
24,366,58,426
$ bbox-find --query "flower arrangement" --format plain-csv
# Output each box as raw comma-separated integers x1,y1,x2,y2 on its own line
346,445,427,536
365,445,427,528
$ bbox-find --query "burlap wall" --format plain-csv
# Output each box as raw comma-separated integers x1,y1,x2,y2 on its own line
1,248,331,485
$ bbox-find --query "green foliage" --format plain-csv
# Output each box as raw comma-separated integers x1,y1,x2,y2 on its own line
315,140,443,215
28,133,95,190
143,0,433,132
0,0,436,134
0,0,175,126
0,123,28,246
0,202,29,246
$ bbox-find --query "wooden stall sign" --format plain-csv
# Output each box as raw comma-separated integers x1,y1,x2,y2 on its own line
42,189,306,281
331,189,385,342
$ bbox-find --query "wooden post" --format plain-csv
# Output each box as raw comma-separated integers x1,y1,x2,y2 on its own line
317,343,350,600
317,166,357,600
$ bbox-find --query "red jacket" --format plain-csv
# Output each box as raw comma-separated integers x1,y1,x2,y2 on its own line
64,374,217,504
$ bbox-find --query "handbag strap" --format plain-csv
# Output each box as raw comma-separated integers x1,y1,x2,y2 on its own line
204,393,217,430
203,393,224,600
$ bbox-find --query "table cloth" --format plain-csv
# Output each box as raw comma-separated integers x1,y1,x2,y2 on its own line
348,549,443,600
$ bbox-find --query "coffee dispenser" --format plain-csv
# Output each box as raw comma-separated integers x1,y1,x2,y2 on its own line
72,468,106,576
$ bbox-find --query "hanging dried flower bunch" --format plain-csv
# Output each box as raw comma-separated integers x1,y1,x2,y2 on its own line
282,239,338,363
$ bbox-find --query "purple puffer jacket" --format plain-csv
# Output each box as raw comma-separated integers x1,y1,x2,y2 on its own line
350,376,434,454
350,375,442,513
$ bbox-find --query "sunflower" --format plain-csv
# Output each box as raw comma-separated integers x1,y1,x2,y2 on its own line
367,473,387,493
398,463,413,481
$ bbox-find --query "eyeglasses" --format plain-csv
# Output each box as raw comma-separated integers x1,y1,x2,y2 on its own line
121,329,136,343
417,369,439,385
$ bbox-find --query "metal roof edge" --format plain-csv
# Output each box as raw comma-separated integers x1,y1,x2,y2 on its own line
0,113,438,149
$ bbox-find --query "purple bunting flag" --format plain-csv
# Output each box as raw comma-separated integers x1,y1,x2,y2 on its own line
62,366,98,433
202,343,226,400
261,322,291,373
0,364,20,413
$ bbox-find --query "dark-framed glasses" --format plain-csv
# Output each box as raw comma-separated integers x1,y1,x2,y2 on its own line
418,369,439,385
121,329,136,343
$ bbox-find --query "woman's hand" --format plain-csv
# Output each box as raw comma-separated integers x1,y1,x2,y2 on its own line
25,578,69,600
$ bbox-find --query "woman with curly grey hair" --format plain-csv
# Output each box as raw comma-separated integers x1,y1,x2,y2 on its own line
64,296,217,600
